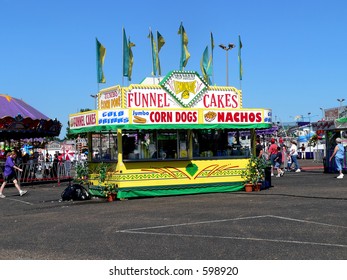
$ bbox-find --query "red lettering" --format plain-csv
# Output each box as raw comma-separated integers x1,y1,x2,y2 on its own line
127,92,170,108
86,114,96,125
203,93,239,108
217,95,224,107
71,116,85,127
240,112,248,122
231,94,239,108
191,112,197,122
150,111,172,122
216,111,261,123
175,111,198,122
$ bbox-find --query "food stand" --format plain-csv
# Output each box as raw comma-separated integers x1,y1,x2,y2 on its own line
312,107,347,173
68,71,272,199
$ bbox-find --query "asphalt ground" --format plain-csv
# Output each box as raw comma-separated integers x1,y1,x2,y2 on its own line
0,160,346,260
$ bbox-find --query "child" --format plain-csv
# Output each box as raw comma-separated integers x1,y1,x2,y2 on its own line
286,152,292,171
274,146,284,177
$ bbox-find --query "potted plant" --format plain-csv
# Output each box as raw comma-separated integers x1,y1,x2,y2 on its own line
97,162,118,201
103,183,118,202
241,156,268,192
75,161,89,184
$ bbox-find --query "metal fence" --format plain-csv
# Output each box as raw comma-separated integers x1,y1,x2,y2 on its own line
312,149,324,162
0,160,74,185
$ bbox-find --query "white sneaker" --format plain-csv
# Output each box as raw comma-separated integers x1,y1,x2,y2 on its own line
19,190,27,196
271,173,274,177
337,174,344,179
276,174,281,177
295,169,301,172
0,193,5,198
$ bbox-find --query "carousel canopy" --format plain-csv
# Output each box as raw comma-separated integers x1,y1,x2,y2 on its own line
0,94,48,119
0,94,61,139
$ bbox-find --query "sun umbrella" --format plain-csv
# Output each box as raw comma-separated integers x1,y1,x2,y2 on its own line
64,150,75,161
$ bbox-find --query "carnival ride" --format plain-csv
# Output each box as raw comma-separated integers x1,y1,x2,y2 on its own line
0,94,61,140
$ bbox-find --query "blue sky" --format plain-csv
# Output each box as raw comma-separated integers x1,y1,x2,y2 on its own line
1,0,346,138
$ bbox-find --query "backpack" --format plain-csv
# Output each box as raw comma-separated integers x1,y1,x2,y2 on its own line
61,183,91,201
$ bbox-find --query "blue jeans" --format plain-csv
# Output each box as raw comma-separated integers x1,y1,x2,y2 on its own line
270,154,277,167
291,155,300,170
335,157,344,171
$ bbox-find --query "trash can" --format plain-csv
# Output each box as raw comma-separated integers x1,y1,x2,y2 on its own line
261,166,272,190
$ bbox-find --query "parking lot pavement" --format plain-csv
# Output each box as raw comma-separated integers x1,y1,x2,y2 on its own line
0,164,346,260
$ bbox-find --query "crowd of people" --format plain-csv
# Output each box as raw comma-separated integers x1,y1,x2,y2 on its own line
0,147,77,198
256,137,302,177
256,136,345,179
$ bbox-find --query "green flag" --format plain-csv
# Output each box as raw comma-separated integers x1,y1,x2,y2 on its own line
200,46,212,85
96,38,106,83
209,32,214,77
238,35,243,81
177,22,190,70
122,28,129,78
200,46,209,83
157,31,165,76
123,28,135,81
148,30,158,76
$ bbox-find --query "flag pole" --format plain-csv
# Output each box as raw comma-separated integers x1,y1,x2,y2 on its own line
149,27,155,84
238,35,243,95
211,32,214,85
122,27,124,86
97,83,100,109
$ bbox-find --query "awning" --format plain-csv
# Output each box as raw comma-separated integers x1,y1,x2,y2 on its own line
335,117,347,129
69,122,272,134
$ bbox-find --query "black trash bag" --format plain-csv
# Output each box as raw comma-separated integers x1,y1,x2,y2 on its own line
61,183,91,201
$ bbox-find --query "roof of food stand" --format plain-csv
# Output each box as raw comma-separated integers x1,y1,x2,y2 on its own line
69,70,273,134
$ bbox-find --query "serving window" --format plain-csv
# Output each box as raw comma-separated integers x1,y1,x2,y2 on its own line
192,129,250,159
91,132,117,161
90,129,251,162
120,129,250,161
122,129,189,161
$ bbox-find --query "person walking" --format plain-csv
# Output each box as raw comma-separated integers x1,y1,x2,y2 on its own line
329,137,345,179
0,151,27,198
268,138,278,176
255,138,264,159
274,146,284,177
290,140,301,172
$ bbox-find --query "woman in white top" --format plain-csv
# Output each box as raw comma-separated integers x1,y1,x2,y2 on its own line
290,140,301,172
